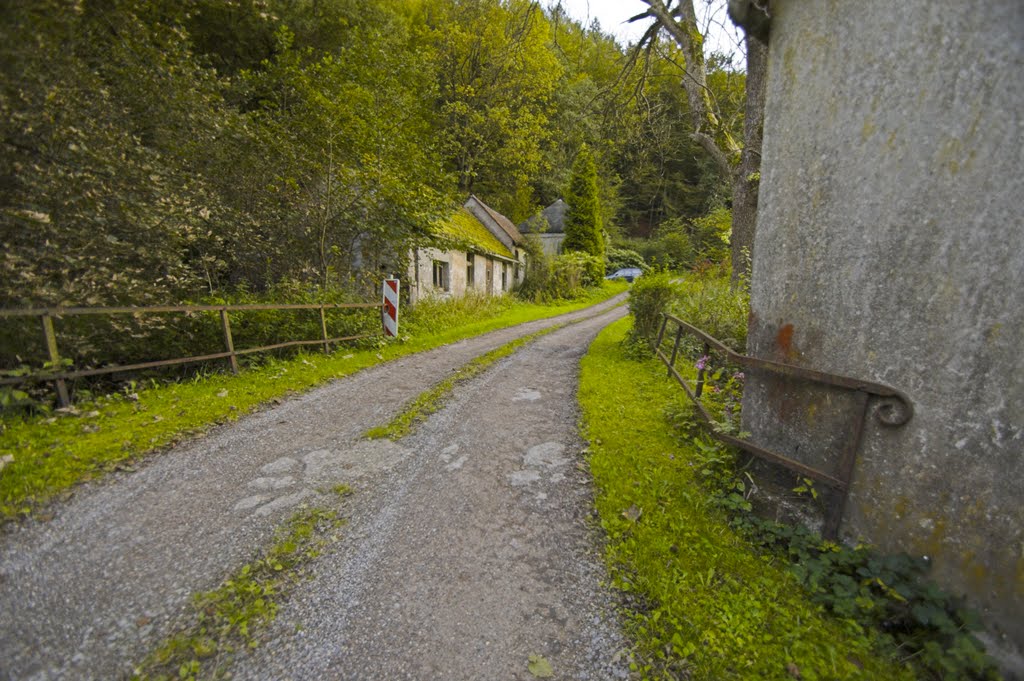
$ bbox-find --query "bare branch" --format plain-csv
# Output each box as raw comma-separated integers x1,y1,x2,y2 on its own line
691,131,734,178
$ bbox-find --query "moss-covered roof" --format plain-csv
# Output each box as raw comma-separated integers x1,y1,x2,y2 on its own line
435,207,514,259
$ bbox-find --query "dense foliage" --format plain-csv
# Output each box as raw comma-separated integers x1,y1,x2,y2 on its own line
1,0,748,312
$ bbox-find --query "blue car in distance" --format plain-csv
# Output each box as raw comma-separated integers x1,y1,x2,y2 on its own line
605,267,643,283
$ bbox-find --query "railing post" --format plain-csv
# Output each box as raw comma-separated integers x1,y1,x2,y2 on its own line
40,313,70,408
654,314,668,350
318,305,330,354
220,308,238,374
695,341,710,399
822,391,871,540
668,326,683,377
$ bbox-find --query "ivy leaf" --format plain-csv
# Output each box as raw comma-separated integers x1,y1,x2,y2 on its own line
527,653,554,678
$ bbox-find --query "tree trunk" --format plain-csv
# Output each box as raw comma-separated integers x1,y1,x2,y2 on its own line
635,1,768,285
730,35,767,285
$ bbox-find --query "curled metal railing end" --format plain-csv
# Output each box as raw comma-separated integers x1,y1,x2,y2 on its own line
873,393,914,427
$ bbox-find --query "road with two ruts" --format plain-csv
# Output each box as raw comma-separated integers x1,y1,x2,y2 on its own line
1,294,630,680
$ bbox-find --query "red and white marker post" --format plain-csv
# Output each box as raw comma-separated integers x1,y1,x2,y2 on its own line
382,278,400,337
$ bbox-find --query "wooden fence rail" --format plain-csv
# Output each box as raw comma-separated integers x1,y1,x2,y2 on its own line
0,302,383,408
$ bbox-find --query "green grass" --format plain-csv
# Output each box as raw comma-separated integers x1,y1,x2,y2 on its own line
364,326,559,440
0,282,627,522
579,317,915,681
132,496,348,681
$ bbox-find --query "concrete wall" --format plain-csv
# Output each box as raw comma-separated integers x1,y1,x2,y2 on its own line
408,248,518,304
536,233,565,257
744,0,1024,664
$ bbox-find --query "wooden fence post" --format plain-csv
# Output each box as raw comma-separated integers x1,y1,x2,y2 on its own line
40,314,70,408
220,309,238,374
318,305,330,354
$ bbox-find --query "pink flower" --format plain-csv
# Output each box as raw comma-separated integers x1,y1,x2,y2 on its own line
695,355,710,371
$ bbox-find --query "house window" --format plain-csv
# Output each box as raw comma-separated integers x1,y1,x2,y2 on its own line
501,263,508,291
432,260,450,291
466,254,475,288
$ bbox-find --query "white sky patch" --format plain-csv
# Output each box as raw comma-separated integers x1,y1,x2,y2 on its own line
548,0,747,67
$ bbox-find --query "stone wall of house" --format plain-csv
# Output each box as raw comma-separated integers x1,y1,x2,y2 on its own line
743,0,1023,668
408,248,514,304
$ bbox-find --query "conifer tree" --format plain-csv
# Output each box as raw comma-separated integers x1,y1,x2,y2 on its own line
562,144,604,258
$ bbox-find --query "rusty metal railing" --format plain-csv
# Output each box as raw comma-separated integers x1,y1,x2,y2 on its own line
654,312,913,539
0,302,383,408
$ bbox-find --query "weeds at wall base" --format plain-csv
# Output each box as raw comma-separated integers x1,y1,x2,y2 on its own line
581,317,916,680
606,260,1001,680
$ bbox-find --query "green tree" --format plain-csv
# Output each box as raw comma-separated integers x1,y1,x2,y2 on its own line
562,145,604,258
421,0,562,221
632,0,767,282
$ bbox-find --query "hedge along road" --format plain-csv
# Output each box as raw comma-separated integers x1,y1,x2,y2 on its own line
0,293,629,680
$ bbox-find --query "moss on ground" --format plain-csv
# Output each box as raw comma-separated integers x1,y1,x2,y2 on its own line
579,317,915,681
132,495,348,681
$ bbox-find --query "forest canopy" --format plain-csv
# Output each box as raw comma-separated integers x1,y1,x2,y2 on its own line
0,0,748,307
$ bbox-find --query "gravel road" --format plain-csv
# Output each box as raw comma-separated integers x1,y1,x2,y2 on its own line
0,295,628,680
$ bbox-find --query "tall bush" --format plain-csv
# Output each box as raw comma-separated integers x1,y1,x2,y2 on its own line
515,234,556,302
628,270,680,346
605,246,647,274
672,270,749,351
562,144,604,258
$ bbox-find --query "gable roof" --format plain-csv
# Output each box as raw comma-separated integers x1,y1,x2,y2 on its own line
435,207,514,259
465,195,524,247
519,199,568,235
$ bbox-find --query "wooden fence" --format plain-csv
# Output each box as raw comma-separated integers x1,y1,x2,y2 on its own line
0,302,383,407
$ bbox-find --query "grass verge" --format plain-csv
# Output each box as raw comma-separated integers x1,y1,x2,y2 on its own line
132,488,349,681
579,316,914,681
364,326,559,440
0,282,627,522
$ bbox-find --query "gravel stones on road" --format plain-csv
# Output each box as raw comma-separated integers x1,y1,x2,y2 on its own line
233,305,630,680
0,296,628,680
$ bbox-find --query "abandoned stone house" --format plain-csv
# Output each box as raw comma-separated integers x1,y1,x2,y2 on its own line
407,195,526,304
518,198,568,256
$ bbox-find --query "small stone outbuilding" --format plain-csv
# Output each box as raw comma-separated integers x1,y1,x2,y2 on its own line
408,195,526,304
518,199,568,256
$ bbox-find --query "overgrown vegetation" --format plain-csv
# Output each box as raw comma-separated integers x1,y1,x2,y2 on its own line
664,398,1002,680
0,0,746,319
0,283,625,522
132,498,348,681
515,239,606,303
